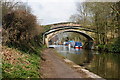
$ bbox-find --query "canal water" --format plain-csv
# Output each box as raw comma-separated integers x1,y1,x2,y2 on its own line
53,45,120,79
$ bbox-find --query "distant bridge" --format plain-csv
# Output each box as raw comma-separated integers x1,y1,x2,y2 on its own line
43,22,101,49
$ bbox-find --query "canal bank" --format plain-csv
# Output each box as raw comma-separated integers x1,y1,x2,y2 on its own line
40,48,104,79
54,45,120,79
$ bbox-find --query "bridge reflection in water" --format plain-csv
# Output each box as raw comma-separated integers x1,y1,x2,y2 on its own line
51,45,120,79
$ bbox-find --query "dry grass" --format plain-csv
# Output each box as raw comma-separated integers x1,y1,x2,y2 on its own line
2,46,41,78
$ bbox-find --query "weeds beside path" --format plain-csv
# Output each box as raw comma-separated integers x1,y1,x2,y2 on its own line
2,46,41,78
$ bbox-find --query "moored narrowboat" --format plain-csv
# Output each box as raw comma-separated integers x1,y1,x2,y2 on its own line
74,42,82,49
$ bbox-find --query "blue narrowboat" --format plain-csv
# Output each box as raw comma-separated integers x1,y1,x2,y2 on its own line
74,42,82,49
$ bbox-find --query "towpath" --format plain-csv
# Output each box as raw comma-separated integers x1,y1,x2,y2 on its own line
40,48,88,78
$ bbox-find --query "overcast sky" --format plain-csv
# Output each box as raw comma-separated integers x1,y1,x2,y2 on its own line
21,0,119,25
21,0,84,25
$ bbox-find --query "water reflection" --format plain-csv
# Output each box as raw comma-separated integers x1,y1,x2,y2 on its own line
87,53,120,79
54,45,120,79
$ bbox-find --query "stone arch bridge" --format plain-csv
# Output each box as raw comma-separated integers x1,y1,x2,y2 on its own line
43,22,100,49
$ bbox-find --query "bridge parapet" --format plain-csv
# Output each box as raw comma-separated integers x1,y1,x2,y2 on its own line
50,22,81,29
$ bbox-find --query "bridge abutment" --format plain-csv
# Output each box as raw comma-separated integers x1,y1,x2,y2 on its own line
83,41,94,50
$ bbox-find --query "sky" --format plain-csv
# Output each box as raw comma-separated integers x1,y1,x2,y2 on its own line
21,0,85,25
21,0,119,25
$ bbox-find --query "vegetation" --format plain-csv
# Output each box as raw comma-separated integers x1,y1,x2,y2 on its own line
98,37,120,53
70,2,120,53
2,3,44,54
1,0,44,78
2,46,41,78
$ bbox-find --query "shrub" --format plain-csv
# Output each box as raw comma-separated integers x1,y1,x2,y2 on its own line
2,10,44,54
3,10,36,43
111,37,120,53
104,37,120,53
98,44,105,51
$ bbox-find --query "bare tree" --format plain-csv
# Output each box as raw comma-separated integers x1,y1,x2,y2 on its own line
69,2,119,44
2,0,31,18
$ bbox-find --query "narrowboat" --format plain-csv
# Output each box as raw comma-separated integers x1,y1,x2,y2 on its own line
74,42,82,49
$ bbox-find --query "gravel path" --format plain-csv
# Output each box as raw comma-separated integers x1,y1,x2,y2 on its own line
40,48,83,78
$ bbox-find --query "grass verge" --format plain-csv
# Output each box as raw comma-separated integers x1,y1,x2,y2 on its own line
2,46,41,78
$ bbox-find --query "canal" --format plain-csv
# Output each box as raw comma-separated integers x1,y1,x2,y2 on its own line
53,45,120,79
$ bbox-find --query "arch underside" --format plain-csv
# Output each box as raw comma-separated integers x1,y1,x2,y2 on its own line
64,31,93,41
44,28,94,49
46,29,94,41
